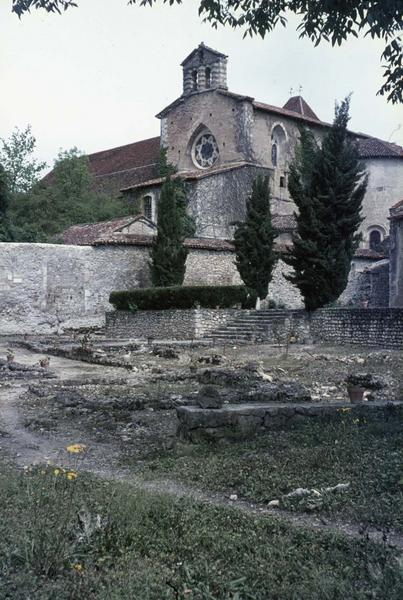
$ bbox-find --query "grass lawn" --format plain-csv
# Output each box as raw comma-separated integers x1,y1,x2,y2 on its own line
0,458,402,599
139,410,403,532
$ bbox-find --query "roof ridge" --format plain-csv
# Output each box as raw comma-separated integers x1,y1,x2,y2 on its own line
87,136,160,159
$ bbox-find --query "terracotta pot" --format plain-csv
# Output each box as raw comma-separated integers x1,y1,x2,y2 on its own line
347,386,365,404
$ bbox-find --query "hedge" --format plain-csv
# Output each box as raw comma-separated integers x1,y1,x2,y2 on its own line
109,285,257,311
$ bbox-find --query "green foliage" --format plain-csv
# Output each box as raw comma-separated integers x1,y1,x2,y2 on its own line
159,147,196,238
8,147,132,242
284,97,367,311
0,125,46,194
234,175,277,300
109,284,256,311
150,179,189,287
0,164,13,241
1,458,402,599
144,410,403,532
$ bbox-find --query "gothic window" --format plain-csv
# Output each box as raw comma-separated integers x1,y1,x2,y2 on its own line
205,67,211,88
271,143,278,166
280,175,286,188
143,195,153,221
369,229,382,251
193,131,219,169
192,69,198,91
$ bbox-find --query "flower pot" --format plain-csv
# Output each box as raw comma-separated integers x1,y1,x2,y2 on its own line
347,386,365,404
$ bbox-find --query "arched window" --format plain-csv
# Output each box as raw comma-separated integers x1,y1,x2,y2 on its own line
369,229,382,251
192,70,198,91
143,195,153,221
205,67,211,88
271,143,278,166
271,124,287,167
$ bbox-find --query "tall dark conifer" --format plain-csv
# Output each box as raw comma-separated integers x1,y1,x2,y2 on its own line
234,175,277,303
284,97,367,311
150,179,188,287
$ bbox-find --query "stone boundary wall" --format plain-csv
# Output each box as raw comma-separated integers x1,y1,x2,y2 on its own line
310,308,403,350
105,309,245,340
177,401,403,443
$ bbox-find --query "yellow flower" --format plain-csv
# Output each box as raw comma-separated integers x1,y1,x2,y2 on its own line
53,468,61,476
66,471,78,480
66,443,87,454
338,407,352,414
72,563,84,573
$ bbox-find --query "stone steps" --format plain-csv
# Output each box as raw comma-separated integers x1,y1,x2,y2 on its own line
204,309,302,343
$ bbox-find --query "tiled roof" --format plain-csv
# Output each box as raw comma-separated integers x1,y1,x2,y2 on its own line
282,96,320,121
93,234,235,252
61,215,143,245
120,162,268,192
355,138,403,159
88,136,161,191
181,43,227,66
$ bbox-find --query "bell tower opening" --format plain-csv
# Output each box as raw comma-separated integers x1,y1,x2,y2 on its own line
182,43,228,96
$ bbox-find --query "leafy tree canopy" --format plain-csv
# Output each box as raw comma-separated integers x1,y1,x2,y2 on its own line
0,125,46,194
12,0,402,103
8,147,132,242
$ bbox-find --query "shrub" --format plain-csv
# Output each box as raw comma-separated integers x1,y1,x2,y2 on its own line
109,285,256,311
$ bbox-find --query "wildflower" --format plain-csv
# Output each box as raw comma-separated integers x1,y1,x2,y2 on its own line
66,471,78,480
72,563,84,573
66,443,87,454
338,407,352,414
53,468,61,476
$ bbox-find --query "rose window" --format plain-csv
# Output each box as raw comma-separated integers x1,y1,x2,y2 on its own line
193,132,219,169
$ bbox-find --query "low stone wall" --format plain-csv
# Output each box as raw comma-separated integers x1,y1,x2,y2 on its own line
105,309,244,340
177,401,402,443
310,308,403,350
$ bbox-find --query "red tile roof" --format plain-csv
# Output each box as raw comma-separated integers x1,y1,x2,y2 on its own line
88,136,161,191
61,216,143,245
355,138,403,159
282,96,320,121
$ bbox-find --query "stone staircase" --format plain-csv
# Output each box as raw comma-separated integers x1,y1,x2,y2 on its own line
204,309,306,344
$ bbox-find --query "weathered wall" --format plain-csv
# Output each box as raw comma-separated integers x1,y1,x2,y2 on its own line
105,308,245,340
390,208,403,308
0,243,151,334
310,308,403,349
360,159,403,247
187,164,271,239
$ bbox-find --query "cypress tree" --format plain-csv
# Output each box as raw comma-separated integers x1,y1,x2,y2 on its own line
150,179,188,287
234,175,277,305
284,97,367,311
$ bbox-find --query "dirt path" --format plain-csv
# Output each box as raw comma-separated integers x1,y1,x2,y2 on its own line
1,344,403,552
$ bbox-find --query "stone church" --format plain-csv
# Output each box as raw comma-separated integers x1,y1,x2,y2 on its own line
71,43,403,257
1,43,403,335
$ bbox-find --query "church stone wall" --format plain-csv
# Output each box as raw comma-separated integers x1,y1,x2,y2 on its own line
187,164,270,239
360,159,403,246
164,91,254,171
390,211,403,308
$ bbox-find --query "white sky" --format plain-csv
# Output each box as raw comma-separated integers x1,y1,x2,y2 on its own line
1,0,402,169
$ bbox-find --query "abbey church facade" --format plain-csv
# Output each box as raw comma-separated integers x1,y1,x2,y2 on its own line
76,43,403,256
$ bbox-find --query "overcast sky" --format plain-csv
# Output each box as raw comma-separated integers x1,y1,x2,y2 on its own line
1,0,402,168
